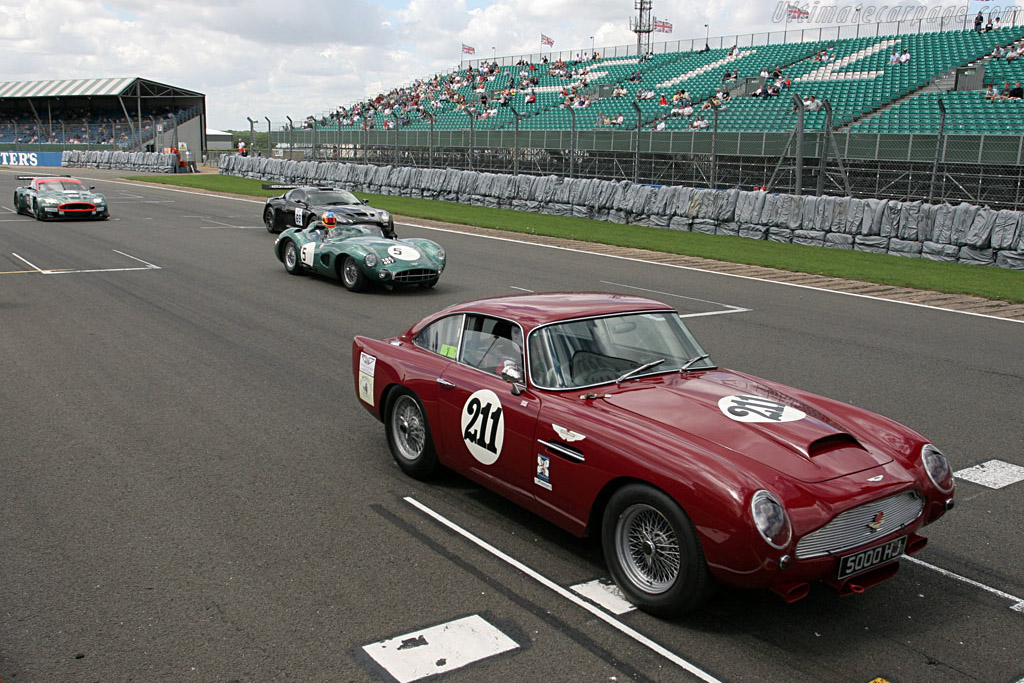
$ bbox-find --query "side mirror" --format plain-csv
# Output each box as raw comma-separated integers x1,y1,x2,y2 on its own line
361,198,372,205
500,363,527,396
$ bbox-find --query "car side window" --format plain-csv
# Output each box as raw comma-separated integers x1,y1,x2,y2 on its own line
459,315,523,377
285,189,305,203
413,314,464,360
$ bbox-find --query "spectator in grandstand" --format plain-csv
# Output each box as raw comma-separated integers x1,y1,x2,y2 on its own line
721,69,733,82
771,66,783,80
805,95,822,112
728,45,739,56
899,50,911,65
658,93,669,106
993,44,1006,59
1010,82,1023,100
719,88,731,102
890,50,900,65
1006,45,1019,62
689,117,703,130
975,11,984,32
653,117,667,131
985,84,1000,101
985,17,993,32
612,84,628,97
612,113,625,125
629,71,642,82
994,17,1002,31
759,67,769,79
525,90,537,104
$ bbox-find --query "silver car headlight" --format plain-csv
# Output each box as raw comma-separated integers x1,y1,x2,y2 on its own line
379,211,391,223
922,444,954,493
436,247,445,261
751,490,792,549
40,197,59,205
363,252,379,268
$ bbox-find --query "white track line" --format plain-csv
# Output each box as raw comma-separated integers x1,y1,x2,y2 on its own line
602,280,751,316
12,252,45,273
404,496,723,683
112,250,160,268
903,556,1024,613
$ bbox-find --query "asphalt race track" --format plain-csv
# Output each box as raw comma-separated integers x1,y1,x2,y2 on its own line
1,168,1022,683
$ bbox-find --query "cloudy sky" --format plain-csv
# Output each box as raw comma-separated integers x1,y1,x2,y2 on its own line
2,0,1018,130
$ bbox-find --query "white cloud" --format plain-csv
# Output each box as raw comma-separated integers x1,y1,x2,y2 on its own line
3,0,1014,129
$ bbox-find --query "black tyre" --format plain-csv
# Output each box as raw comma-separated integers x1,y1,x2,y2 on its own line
33,200,45,221
13,193,23,215
340,255,368,292
419,277,439,289
384,389,438,479
601,483,714,616
264,205,280,233
282,240,303,275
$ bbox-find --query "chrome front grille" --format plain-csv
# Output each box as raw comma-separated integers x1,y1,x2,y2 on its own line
393,268,436,283
795,491,924,559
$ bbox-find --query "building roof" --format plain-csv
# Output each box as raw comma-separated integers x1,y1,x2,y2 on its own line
0,77,203,99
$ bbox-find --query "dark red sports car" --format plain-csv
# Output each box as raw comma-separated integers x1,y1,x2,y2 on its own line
352,292,955,615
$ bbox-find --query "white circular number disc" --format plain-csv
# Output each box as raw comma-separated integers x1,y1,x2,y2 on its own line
718,395,806,423
461,389,504,465
387,245,420,261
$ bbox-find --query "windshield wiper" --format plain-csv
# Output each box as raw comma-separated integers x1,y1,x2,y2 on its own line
679,353,711,373
615,358,665,384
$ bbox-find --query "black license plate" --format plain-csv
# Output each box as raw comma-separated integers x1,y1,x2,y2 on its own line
837,537,906,580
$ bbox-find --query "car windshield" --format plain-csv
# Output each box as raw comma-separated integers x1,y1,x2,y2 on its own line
528,311,714,390
325,224,384,239
39,180,82,192
307,189,360,206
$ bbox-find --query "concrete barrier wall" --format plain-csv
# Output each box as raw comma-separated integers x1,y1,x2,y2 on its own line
62,150,178,173
217,155,1024,271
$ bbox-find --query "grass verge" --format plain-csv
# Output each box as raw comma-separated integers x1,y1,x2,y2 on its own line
126,173,1024,304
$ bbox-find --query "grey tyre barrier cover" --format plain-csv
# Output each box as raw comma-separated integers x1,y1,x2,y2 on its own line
212,157,1024,270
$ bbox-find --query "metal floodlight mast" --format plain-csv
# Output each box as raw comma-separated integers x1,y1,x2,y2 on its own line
630,0,653,56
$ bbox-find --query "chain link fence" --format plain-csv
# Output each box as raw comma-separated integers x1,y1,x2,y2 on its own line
250,97,1024,210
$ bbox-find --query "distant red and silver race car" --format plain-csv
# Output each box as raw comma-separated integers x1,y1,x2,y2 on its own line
352,292,955,615
13,176,109,221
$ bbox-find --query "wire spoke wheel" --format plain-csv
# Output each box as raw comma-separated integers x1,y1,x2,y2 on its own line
384,389,438,479
390,395,426,461
616,503,681,594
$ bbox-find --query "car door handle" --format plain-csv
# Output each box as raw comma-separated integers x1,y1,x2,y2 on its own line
437,378,456,389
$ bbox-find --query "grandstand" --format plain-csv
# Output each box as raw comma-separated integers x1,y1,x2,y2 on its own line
0,77,206,156
237,17,1024,209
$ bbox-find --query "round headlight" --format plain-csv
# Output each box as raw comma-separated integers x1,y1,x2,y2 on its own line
363,252,379,268
922,444,954,493
436,248,446,261
751,490,792,549
379,211,391,223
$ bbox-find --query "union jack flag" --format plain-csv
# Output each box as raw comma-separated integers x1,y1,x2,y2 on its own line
786,4,809,20
462,43,476,54
653,19,672,33
541,34,554,46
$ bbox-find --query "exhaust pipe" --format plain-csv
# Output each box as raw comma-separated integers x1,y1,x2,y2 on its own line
770,582,810,603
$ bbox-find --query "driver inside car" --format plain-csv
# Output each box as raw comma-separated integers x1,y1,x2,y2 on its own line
309,211,337,240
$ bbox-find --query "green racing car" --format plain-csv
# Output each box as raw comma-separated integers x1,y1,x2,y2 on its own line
273,213,446,292
14,176,109,221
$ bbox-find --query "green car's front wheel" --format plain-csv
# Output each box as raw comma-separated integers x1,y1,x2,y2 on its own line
282,240,303,275
340,256,368,292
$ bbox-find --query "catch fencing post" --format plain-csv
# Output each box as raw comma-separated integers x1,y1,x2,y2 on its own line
286,116,293,160
929,98,946,204
632,101,642,183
